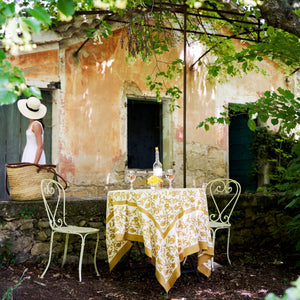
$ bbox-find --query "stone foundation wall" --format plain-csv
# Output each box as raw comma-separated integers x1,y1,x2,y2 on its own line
0,193,290,265
0,198,107,264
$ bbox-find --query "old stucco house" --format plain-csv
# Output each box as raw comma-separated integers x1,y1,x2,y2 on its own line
0,15,296,199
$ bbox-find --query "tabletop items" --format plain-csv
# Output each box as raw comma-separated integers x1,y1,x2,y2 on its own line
147,175,163,189
153,147,163,177
165,169,175,189
126,169,136,190
126,147,179,190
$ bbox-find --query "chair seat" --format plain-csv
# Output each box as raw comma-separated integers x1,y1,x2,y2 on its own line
54,225,99,235
209,221,231,229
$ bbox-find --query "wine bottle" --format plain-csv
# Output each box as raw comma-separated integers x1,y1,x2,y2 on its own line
153,147,163,177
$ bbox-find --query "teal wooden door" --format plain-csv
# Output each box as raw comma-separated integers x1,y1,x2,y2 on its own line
229,112,257,192
0,91,52,200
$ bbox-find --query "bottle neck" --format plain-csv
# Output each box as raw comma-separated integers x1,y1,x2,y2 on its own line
155,151,160,161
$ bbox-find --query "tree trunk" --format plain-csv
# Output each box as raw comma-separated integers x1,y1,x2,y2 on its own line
260,0,300,38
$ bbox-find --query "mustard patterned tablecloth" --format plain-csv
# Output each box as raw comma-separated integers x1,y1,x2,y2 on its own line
106,188,214,292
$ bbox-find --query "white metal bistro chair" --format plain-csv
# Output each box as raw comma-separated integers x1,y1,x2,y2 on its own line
206,178,241,270
40,179,100,282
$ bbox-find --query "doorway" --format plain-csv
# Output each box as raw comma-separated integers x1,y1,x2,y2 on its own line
229,110,257,192
0,90,52,200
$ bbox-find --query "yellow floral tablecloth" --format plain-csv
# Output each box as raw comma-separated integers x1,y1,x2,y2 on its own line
106,188,214,292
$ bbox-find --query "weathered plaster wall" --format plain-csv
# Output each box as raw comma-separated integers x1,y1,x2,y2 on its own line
10,47,59,83
57,30,232,194
8,24,292,196
58,28,186,195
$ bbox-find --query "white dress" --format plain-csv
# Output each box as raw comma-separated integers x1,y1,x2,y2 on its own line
21,121,46,164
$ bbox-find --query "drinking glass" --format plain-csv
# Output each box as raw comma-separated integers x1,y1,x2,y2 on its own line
165,169,175,189
126,170,136,190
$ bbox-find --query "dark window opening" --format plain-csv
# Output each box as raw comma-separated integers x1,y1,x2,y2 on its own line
127,99,162,169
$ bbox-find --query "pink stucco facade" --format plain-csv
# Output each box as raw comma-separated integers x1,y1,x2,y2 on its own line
9,21,294,196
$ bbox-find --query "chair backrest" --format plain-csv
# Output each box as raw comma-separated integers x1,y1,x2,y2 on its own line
206,178,241,225
41,179,67,229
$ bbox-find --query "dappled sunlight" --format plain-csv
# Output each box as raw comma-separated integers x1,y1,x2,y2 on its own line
237,288,269,298
96,61,100,73
179,50,184,62
182,42,217,110
80,88,93,128
100,59,115,74
105,172,111,191
194,287,269,299
82,87,89,101
195,288,226,297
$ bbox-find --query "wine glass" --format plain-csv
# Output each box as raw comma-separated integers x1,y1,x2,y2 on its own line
126,170,136,190
165,169,175,189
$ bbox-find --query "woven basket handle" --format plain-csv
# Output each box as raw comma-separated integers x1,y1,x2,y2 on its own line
42,165,69,190
5,169,10,195
5,163,68,195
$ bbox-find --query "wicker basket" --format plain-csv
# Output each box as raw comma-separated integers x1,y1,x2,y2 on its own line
5,163,66,201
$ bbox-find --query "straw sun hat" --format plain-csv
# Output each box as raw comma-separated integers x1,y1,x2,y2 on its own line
17,97,47,119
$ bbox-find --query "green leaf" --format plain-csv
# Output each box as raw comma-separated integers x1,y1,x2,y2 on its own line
264,91,271,97
266,26,274,35
204,124,210,131
227,65,234,74
259,112,269,123
23,17,42,34
247,119,256,131
242,61,248,72
57,0,75,17
3,2,15,16
0,49,6,60
86,32,94,38
28,6,51,26
271,118,279,125
0,75,9,87
197,121,204,128
29,86,41,98
0,15,6,27
0,88,18,105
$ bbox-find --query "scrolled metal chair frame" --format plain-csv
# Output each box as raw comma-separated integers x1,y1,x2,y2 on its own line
40,179,100,282
207,178,241,270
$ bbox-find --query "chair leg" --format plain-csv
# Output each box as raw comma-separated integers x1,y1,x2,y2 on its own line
94,232,100,276
41,231,54,279
61,233,69,268
78,235,87,282
210,229,216,271
226,228,231,265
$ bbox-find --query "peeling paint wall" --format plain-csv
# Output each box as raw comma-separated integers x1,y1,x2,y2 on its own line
9,24,294,196
10,47,59,83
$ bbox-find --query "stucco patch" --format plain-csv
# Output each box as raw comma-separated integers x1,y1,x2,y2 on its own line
175,126,184,142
